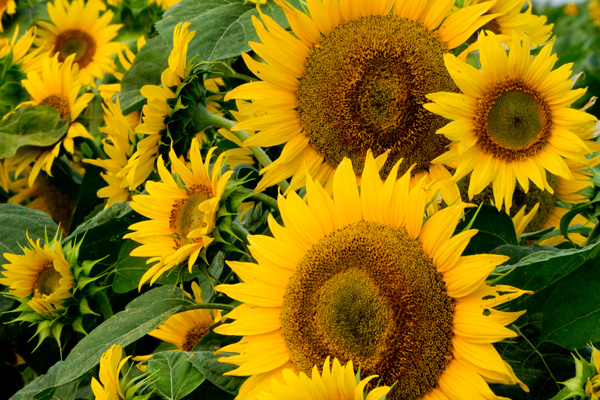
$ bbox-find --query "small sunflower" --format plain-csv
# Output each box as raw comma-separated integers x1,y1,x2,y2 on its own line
0,0,16,32
124,139,234,288
0,26,42,72
225,0,498,193
91,344,130,400
0,233,73,316
564,3,579,16
587,348,600,399
35,0,122,85
123,22,194,190
590,0,600,27
425,32,598,212
148,281,220,351
215,151,530,400
84,98,137,208
262,357,391,400
7,55,94,187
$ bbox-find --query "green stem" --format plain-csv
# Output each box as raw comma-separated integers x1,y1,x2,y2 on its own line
236,187,279,211
220,72,255,83
186,302,236,312
195,106,290,193
511,324,560,389
231,221,251,243
85,137,107,160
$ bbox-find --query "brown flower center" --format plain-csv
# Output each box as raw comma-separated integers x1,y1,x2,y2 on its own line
40,95,71,120
54,29,97,68
280,221,454,400
182,322,211,351
475,78,552,161
296,14,456,177
170,184,214,246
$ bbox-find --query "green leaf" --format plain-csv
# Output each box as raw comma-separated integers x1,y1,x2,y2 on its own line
0,105,68,158
146,351,205,400
68,164,106,233
118,35,170,115
540,261,600,349
497,241,600,313
0,204,59,265
9,286,196,400
64,202,144,265
187,351,245,395
458,204,519,255
156,0,293,63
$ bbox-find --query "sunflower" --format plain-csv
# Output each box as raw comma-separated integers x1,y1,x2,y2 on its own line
262,357,391,400
91,344,130,400
7,54,94,187
215,152,530,400
425,32,598,212
124,139,233,289
225,0,498,193
122,22,194,190
587,348,600,400
0,0,16,32
98,35,147,101
35,0,122,86
84,98,137,208
0,26,43,72
147,281,220,351
564,3,579,17
456,0,553,59
0,234,74,317
590,0,600,27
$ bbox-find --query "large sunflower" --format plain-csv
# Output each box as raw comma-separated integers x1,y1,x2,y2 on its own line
35,0,122,85
263,357,391,400
425,32,598,212
0,234,74,317
122,22,194,190
7,55,94,187
147,281,221,351
124,139,233,288
225,0,498,193
215,152,530,400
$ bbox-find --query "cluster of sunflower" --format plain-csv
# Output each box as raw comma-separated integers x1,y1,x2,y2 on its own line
1,0,600,399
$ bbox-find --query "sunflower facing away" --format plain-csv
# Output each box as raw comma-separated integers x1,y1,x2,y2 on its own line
122,22,194,190
35,0,122,85
7,55,94,187
262,357,391,400
225,0,499,193
124,139,233,289
215,152,531,400
91,344,130,400
425,32,598,212
147,281,221,351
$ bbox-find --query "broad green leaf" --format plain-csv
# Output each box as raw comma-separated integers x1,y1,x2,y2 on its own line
0,204,59,265
188,351,245,395
497,241,600,312
118,35,170,115
156,0,292,62
64,202,144,265
0,105,68,158
458,204,519,255
540,261,600,349
9,286,196,400
146,351,205,400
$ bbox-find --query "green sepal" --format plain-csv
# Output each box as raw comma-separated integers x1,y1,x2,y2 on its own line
75,274,103,291
550,353,594,400
79,297,99,316
71,316,87,335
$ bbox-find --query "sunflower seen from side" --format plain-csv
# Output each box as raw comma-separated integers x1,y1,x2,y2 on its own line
7,55,94,187
124,139,233,289
425,32,598,212
226,0,499,193
35,0,122,86
262,357,391,400
91,344,130,400
215,152,531,400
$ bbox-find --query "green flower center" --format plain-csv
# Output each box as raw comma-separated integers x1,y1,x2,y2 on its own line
296,14,456,177
476,78,552,161
171,184,214,245
280,220,454,400
54,29,97,68
40,95,71,120
35,265,62,296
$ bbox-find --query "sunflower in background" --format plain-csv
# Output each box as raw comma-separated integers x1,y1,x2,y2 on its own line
590,0,600,27
225,0,498,195
98,35,147,102
125,139,234,288
0,0,16,32
6,55,94,187
216,152,530,400
35,0,122,86
425,32,598,212
262,357,391,400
